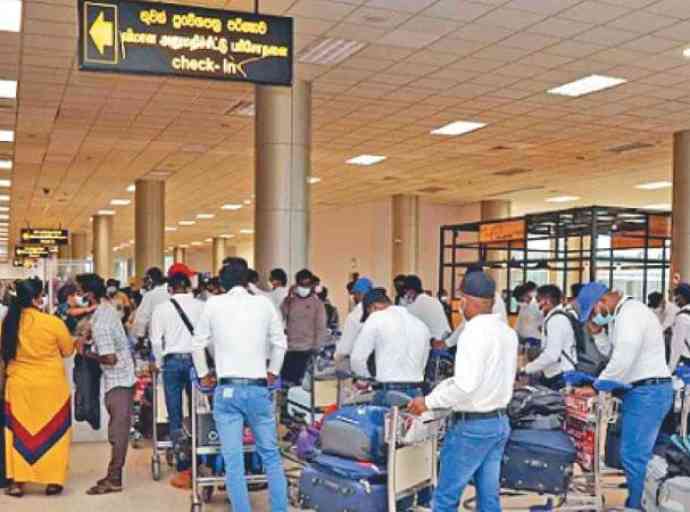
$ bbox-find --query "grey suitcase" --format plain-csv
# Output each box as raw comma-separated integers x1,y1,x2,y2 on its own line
643,455,670,511
644,457,690,512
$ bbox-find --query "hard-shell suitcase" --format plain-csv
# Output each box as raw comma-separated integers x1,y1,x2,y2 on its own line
501,429,577,495
320,405,388,463
286,385,323,425
605,416,623,470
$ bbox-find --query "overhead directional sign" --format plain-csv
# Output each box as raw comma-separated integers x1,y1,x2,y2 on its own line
77,0,293,86
20,228,69,246
15,245,58,259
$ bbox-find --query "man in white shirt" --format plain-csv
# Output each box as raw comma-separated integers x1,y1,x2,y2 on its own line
648,291,680,332
514,282,542,346
402,275,451,349
522,285,576,390
191,258,288,512
577,282,672,511
669,283,690,372
267,268,289,311
131,267,170,340
150,271,204,486
334,277,372,370
351,288,430,405
408,271,517,512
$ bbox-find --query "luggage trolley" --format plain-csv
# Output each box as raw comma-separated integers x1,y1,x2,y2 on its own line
150,368,175,481
675,368,690,438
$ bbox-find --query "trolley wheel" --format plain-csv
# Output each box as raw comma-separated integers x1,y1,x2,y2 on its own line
151,458,162,481
201,486,214,503
165,448,175,467
190,504,202,512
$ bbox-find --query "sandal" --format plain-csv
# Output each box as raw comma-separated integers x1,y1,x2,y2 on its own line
46,484,63,496
86,480,122,495
5,482,24,498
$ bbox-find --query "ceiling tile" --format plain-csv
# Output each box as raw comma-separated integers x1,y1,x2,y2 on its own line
452,23,517,43
427,37,488,56
544,39,606,58
475,7,547,29
343,6,412,29
607,10,679,33
507,0,581,15
645,0,690,19
378,29,444,49
620,35,683,53
500,32,561,51
288,0,358,21
364,0,437,13
326,22,388,42
653,20,690,41
574,26,639,46
560,1,631,23
528,17,593,38
423,0,496,21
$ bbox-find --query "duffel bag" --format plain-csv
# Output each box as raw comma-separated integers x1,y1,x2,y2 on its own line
513,413,563,431
320,405,388,462
508,386,565,422
501,429,576,495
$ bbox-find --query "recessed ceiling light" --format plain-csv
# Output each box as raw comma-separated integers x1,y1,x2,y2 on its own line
0,0,21,32
0,179,11,187
0,195,9,202
240,229,254,235
178,220,195,226
220,234,235,239
346,155,387,166
165,226,178,232
0,160,11,170
0,207,8,212
684,48,690,59
126,184,135,192
636,181,672,190
221,204,243,210
546,196,580,203
547,75,627,97
644,203,671,210
298,38,366,65
0,214,9,220
243,200,251,205
0,80,17,100
204,238,213,242
190,241,202,246
0,130,14,143
196,213,215,219
98,209,115,215
308,177,321,184
431,121,486,136
110,199,131,206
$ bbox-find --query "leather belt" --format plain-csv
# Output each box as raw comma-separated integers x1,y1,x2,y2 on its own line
374,382,423,391
218,378,268,387
452,408,507,423
631,377,671,388
164,353,192,361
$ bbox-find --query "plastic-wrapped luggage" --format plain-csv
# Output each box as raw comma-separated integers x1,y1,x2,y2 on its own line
320,405,388,463
508,386,565,430
501,429,577,494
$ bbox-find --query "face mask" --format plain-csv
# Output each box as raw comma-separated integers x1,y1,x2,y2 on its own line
106,286,117,296
593,306,613,327
440,295,448,303
296,286,311,298
75,295,88,307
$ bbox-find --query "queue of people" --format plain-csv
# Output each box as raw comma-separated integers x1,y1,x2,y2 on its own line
0,257,688,512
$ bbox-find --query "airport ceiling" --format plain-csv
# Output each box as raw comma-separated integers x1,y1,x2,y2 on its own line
1,0,690,256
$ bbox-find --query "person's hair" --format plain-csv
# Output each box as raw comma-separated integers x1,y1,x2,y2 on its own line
673,287,690,305
393,274,406,285
570,283,584,299
523,281,537,293
404,275,423,294
220,258,249,290
295,269,313,284
466,263,484,275
76,273,107,299
57,282,78,305
648,291,664,309
318,286,329,301
168,272,191,292
512,284,526,302
270,268,287,286
313,275,321,285
146,267,165,285
247,269,260,285
537,284,562,306
106,278,120,289
2,278,43,364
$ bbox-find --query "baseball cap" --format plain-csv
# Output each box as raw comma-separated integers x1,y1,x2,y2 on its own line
460,271,495,299
576,282,609,324
361,287,389,322
675,283,690,303
352,277,373,295
167,262,196,278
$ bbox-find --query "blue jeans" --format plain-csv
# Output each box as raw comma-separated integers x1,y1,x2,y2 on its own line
620,382,673,510
213,384,288,512
434,416,510,512
373,385,422,407
162,355,193,471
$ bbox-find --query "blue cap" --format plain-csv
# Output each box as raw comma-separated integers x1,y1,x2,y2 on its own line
352,277,373,294
675,283,690,303
361,287,389,322
460,271,495,299
576,282,609,324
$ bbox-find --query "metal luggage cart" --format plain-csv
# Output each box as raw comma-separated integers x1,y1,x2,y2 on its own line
462,375,627,512
675,369,690,438
150,369,175,481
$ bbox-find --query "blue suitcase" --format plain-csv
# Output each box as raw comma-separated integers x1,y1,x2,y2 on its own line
299,455,413,512
501,429,576,495
320,405,388,463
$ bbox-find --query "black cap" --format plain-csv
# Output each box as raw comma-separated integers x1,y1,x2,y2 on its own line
403,275,423,294
675,283,690,303
461,271,496,299
361,287,389,322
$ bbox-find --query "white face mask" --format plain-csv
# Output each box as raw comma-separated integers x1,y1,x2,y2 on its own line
296,286,311,298
75,295,88,307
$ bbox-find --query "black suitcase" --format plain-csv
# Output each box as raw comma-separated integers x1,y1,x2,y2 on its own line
501,429,576,495
605,416,623,470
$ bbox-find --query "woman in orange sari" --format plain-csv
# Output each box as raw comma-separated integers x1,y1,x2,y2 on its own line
3,278,74,497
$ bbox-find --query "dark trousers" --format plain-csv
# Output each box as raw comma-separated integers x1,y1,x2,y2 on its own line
280,351,312,386
0,399,6,488
162,355,193,471
105,386,134,484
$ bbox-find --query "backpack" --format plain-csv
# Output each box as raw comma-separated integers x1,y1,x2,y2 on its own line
544,309,609,377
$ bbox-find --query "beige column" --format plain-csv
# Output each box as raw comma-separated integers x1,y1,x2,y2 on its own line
70,232,88,260
211,237,226,274
92,215,113,278
392,194,420,277
673,131,690,281
58,244,70,260
254,80,310,283
480,200,512,288
225,245,237,258
135,179,165,277
173,246,187,264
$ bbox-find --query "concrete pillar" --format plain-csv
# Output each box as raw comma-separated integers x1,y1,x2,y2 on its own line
480,200,512,292
673,130,690,281
392,194,420,277
92,215,113,278
58,244,70,260
127,257,135,279
70,232,88,260
254,80,310,283
135,179,165,277
173,246,187,264
225,245,237,258
212,237,226,274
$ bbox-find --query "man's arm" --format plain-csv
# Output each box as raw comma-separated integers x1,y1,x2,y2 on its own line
191,302,213,378
335,310,360,357
149,304,165,366
524,316,567,374
131,293,151,338
350,320,376,379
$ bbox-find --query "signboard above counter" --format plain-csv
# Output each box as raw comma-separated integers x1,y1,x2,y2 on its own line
20,228,69,246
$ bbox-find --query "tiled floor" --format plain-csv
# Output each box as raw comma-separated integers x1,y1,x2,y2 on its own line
0,442,628,511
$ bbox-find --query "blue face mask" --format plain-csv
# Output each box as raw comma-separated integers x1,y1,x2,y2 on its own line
593,311,613,327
